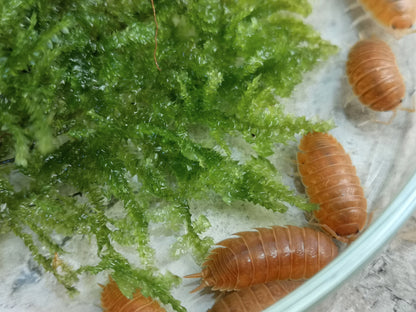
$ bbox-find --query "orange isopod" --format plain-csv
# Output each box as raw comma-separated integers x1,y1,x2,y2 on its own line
101,276,166,312
297,132,367,242
185,225,338,292
208,280,303,312
358,0,416,35
346,38,407,119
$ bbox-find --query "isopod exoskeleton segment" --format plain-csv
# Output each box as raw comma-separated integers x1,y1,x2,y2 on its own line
185,225,338,292
100,276,166,312
208,280,303,312
297,132,367,242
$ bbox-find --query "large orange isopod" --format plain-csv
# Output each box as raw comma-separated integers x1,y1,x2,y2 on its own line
297,132,367,242
185,225,338,292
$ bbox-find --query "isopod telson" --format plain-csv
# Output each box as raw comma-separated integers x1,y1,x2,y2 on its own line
346,38,409,123
297,132,367,242
185,225,338,292
100,276,166,312
208,280,303,312
357,0,416,37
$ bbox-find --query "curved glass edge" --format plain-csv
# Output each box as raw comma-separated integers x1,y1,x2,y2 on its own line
264,171,416,312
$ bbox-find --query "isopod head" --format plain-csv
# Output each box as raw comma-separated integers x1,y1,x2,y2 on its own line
358,0,416,37
391,14,414,29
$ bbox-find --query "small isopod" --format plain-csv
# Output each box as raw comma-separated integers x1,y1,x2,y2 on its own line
208,280,303,312
297,132,367,242
185,225,338,292
100,276,166,312
346,38,412,123
346,39,404,111
357,0,416,36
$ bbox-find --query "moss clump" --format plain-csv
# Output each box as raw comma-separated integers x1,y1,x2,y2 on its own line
0,0,336,310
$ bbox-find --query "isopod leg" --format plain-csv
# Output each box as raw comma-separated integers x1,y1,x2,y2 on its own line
309,222,350,244
304,211,315,224
371,110,397,125
343,93,357,108
344,1,361,13
184,272,209,293
351,13,370,29
398,93,416,113
358,119,370,127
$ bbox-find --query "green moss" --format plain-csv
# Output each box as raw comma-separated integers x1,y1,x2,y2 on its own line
0,0,336,310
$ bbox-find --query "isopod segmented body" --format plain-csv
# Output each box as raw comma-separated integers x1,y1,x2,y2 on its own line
185,225,338,292
358,0,416,34
346,38,406,114
297,132,367,241
101,276,166,312
208,280,303,312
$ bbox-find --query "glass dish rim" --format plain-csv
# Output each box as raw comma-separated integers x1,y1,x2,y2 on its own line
263,170,416,312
